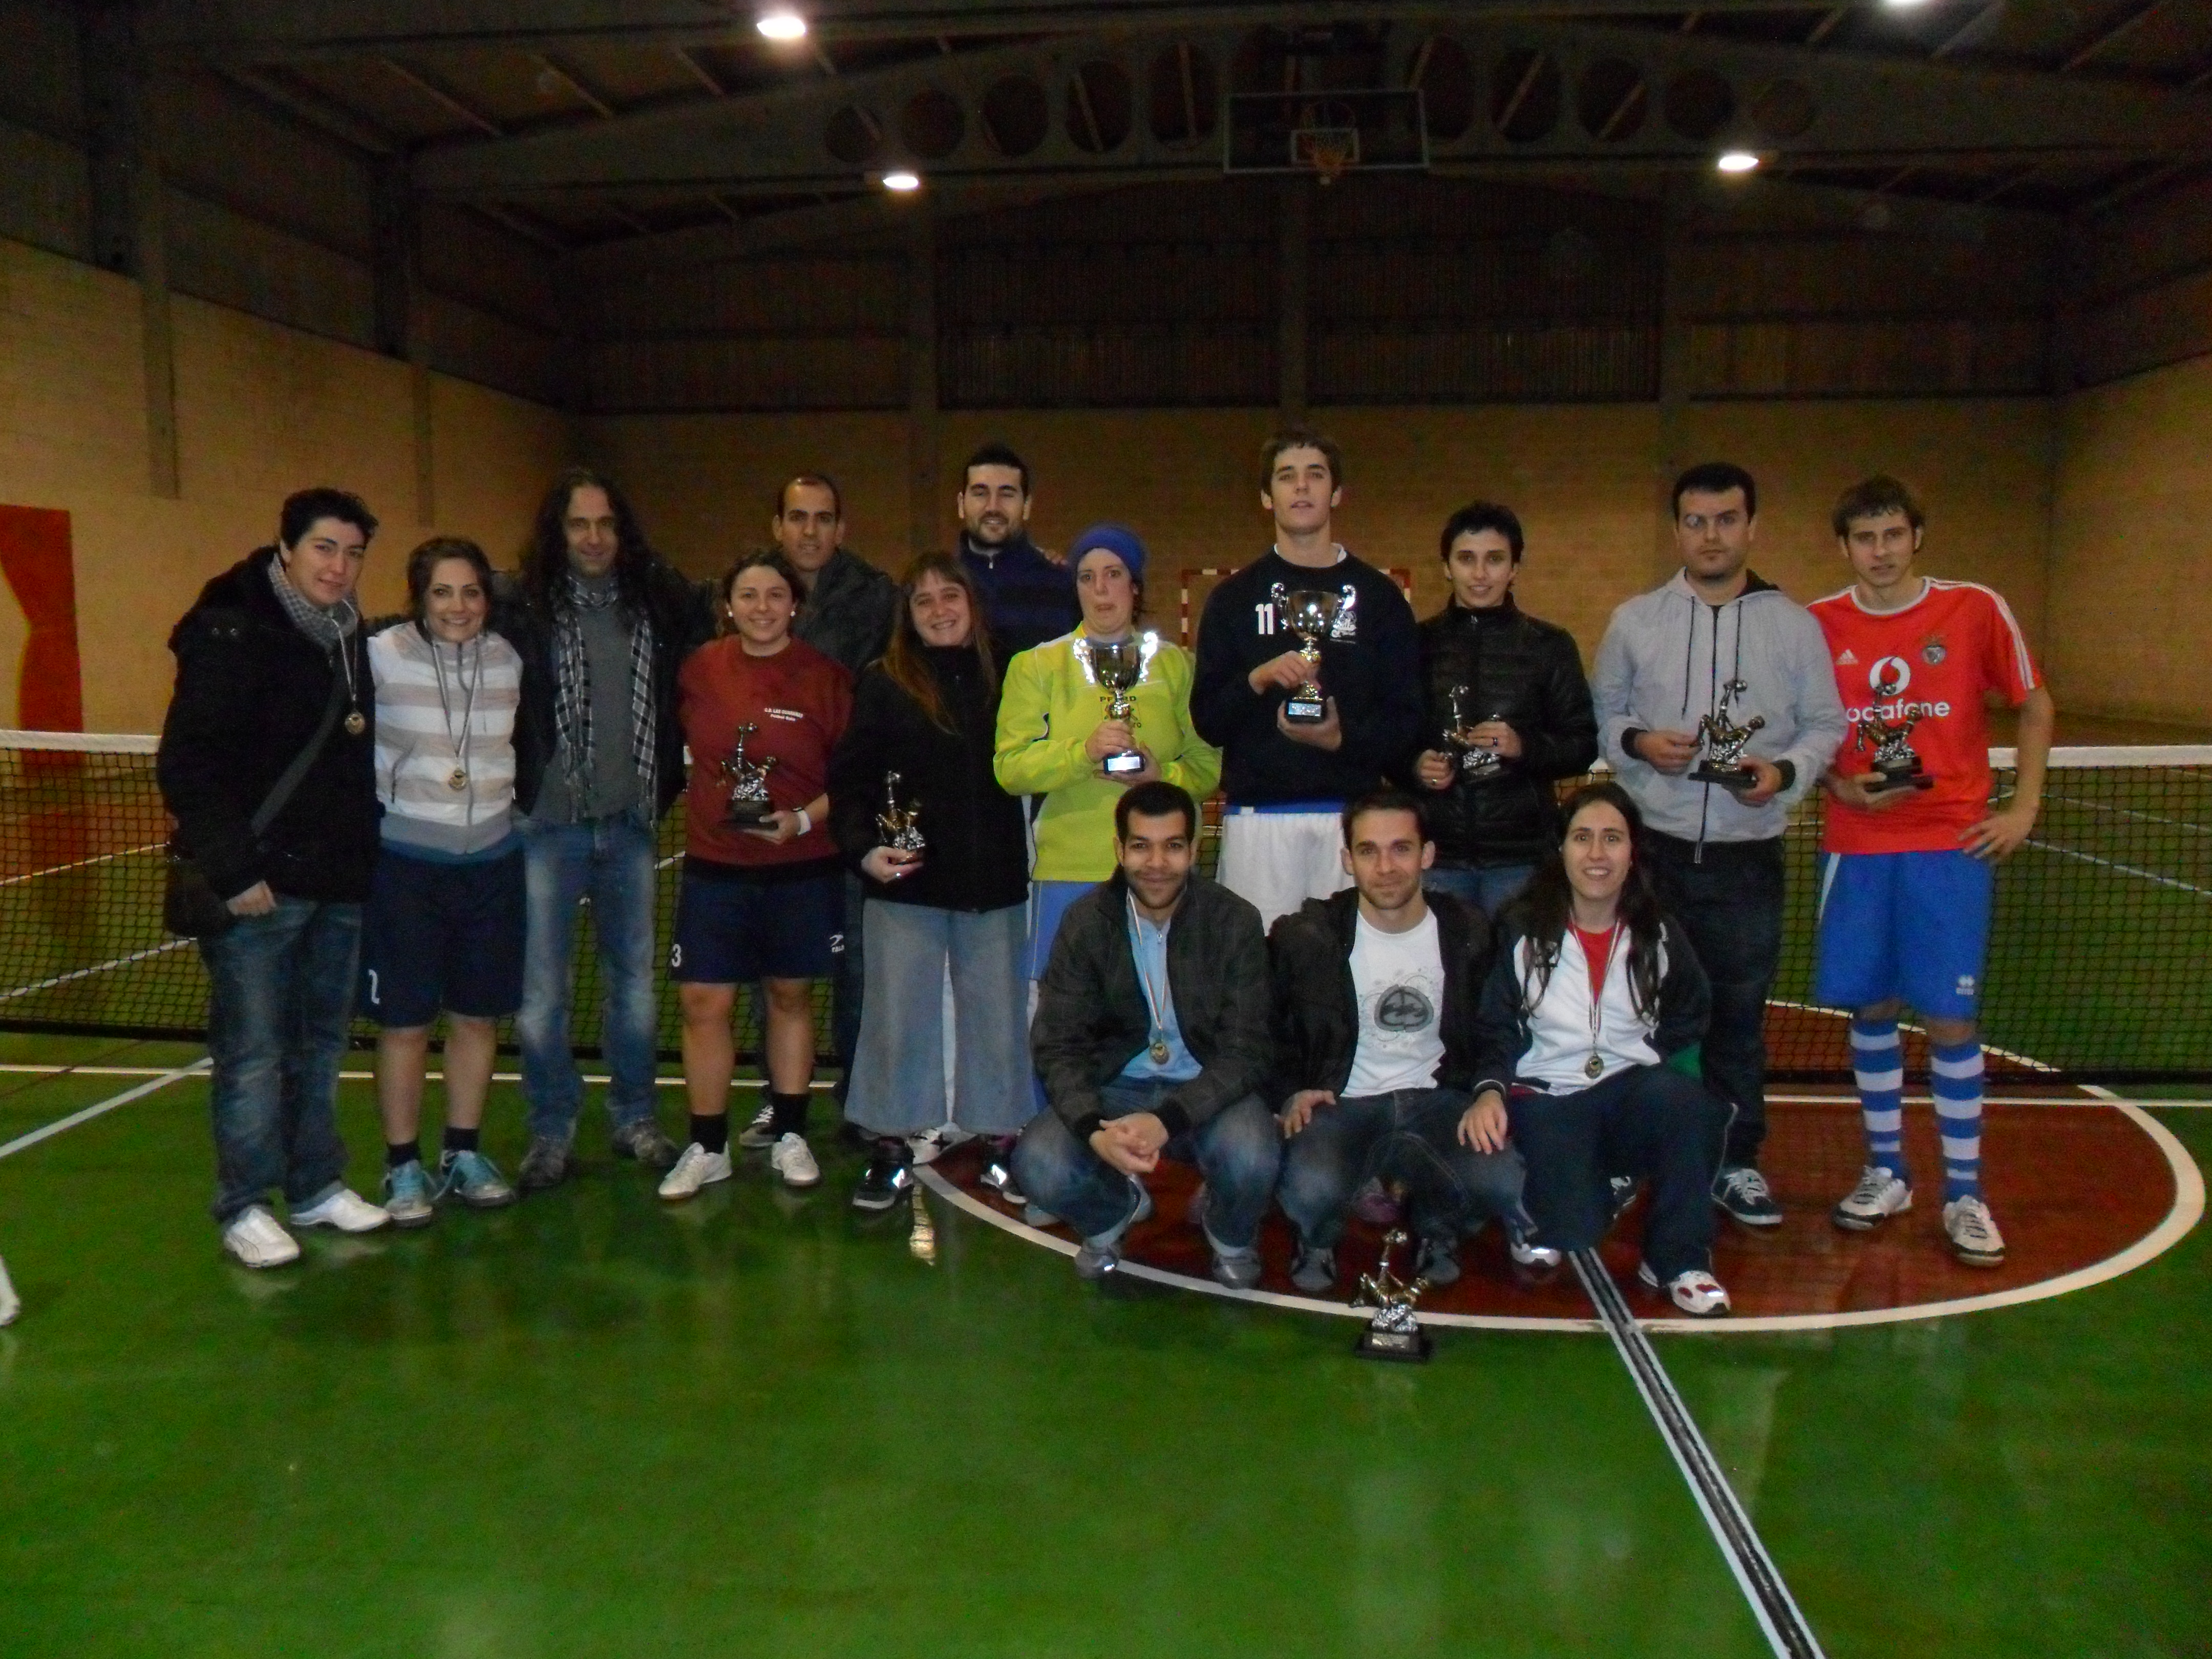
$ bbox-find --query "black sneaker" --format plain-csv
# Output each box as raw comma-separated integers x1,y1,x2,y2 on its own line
979,1138,1027,1207
1713,1164,1783,1227
1414,1236,1461,1287
1289,1245,1336,1294
852,1142,914,1211
610,1118,680,1172
516,1134,573,1193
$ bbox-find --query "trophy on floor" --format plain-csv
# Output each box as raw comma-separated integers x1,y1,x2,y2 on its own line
878,770,926,855
1352,1228,1434,1363
1690,679,1768,791
1087,638,1147,778
1442,683,1503,780
720,724,778,825
1855,666,1934,793
1278,587,1342,724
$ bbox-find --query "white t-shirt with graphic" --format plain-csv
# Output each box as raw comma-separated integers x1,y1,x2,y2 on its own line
1343,908,1447,1097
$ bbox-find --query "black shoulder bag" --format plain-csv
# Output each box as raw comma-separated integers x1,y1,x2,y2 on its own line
163,666,352,940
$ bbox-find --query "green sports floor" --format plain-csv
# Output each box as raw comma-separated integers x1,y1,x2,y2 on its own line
1,1033,2205,1659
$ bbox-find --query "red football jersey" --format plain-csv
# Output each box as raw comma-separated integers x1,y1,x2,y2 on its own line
1809,579,2041,854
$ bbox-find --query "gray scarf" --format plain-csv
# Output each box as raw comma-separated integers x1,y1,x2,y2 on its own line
267,552,358,652
552,572,658,810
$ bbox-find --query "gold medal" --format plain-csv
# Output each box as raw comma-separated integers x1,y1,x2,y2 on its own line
1150,1037,1171,1065
1585,1051,1605,1079
448,767,468,791
343,710,366,736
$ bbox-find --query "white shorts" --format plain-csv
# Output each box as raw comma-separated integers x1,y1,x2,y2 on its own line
1217,808,1352,934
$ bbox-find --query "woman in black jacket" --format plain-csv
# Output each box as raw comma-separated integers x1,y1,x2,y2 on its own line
1463,782,1731,1315
1412,502,1599,916
156,487,394,1268
827,553,1033,1212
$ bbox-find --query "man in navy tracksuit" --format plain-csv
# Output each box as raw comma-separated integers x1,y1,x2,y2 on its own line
955,441,1078,656
1192,427,1423,933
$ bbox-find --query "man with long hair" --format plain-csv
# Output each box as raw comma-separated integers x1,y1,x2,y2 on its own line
503,467,714,1192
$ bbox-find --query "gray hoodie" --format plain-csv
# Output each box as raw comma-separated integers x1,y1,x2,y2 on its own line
1592,569,1846,846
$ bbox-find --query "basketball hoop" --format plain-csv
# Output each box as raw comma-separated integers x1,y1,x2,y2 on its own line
1291,125,1359,185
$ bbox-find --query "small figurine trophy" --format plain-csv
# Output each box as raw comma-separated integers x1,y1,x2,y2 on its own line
1352,1229,1434,1363
878,770,925,855
1690,679,1768,791
720,723,778,825
1087,637,1146,778
1443,684,1503,780
1856,666,1934,793
1279,588,1343,724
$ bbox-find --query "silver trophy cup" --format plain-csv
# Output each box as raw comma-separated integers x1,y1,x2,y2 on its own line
1087,638,1146,778
1281,589,1342,725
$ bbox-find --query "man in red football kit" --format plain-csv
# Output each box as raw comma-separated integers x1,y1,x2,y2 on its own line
1810,476,2054,1267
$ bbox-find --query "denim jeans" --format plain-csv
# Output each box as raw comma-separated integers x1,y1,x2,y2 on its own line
1424,863,1536,919
1278,1086,1529,1251
198,897,361,1224
844,900,1033,1138
1643,833,1784,1167
1013,1082,1282,1249
516,813,660,1141
1506,1065,1728,1281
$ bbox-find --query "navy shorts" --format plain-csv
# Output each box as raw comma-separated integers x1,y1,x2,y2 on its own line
1815,848,1994,1020
360,844,526,1027
671,859,841,984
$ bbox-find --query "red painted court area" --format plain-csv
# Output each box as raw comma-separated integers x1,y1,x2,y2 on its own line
932,1091,2178,1325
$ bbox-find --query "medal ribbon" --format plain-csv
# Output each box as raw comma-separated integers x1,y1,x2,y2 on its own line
1126,893,1175,1065
1575,922,1620,1078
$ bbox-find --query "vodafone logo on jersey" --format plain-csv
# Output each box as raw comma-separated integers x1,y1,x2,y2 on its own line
1844,654,1950,723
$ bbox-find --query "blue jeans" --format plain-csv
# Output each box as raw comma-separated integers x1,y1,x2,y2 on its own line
1278,1086,1529,1251
199,897,361,1224
1425,863,1536,918
1013,1082,1282,1250
516,813,660,1141
845,900,1033,1137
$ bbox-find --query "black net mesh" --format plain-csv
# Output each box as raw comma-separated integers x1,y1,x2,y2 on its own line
3,735,2207,1081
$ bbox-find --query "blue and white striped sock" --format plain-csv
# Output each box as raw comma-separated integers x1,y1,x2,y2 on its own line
1851,1017,1908,1183
1931,1039,1985,1202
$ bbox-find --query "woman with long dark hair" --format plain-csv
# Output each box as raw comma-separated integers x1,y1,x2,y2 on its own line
660,549,851,1200
830,554,1033,1210
1461,781,1733,1315
363,537,524,1223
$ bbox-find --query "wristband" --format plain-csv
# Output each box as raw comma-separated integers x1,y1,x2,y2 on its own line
795,807,813,837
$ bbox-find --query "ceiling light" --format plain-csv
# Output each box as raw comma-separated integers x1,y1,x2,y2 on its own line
1716,151,1761,174
756,9,807,41
882,169,921,192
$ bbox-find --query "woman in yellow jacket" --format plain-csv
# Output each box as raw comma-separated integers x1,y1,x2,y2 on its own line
995,523,1221,989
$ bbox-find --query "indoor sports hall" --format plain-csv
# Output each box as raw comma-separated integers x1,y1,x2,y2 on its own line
1,3,2208,1655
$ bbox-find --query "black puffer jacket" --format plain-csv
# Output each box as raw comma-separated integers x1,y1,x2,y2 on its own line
491,563,715,821
827,645,1028,914
1264,888,1494,1106
156,547,379,904
1412,598,1598,867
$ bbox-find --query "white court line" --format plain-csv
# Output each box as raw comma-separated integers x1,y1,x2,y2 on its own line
2021,837,2212,900
2046,793,2210,835
0,937,196,1005
0,840,165,890
0,1059,209,1161
0,1064,835,1088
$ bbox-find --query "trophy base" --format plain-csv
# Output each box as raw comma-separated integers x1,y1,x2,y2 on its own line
1456,757,1506,782
725,803,776,827
1689,762,1759,792
1865,768,1934,794
1283,695,1327,724
1354,1324,1433,1364
1102,750,1146,777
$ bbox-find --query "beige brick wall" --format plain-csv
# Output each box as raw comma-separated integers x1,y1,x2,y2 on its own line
2050,355,2212,729
589,398,2056,672
0,236,574,732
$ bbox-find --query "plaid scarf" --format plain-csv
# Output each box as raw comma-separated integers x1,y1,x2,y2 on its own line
266,553,358,653
552,573,658,811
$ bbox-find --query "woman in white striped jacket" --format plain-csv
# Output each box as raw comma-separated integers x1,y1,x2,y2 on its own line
363,537,527,1224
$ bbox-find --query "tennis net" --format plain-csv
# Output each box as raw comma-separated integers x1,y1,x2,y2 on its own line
3,730,2207,1081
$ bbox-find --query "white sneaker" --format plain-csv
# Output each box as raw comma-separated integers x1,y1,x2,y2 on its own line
1637,1260,1732,1316
0,1254,19,1325
1943,1195,2006,1266
1833,1165,1913,1231
1509,1236,1564,1270
289,1188,390,1233
222,1205,302,1268
769,1132,821,1189
658,1142,733,1201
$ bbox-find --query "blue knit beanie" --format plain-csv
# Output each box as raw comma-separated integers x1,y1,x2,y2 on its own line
1068,522,1147,585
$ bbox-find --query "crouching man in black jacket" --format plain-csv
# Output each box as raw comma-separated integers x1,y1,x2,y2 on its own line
157,488,394,1268
1013,781,1281,1287
1270,789,1532,1294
